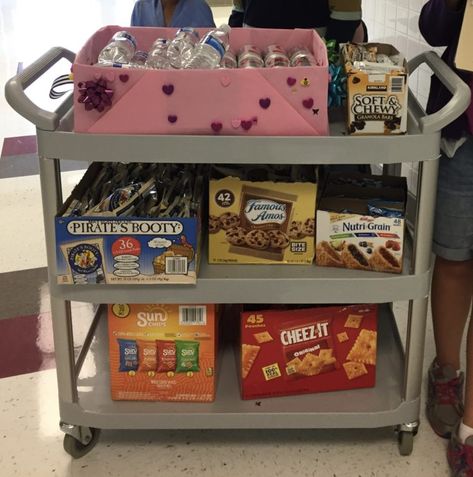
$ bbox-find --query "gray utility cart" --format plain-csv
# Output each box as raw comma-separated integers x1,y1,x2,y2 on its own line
5,47,471,459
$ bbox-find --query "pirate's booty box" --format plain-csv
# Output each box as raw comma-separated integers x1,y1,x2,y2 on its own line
55,162,202,285
316,173,407,274
209,174,317,264
240,305,378,399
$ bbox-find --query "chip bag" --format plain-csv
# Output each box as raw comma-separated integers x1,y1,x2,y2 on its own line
117,339,138,372
156,340,176,372
137,339,157,372
175,340,200,373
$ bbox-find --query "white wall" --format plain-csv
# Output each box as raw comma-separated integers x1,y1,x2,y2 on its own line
363,0,442,189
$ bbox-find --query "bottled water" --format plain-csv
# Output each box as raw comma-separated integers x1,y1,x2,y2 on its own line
185,25,231,70
129,51,148,68
167,28,200,69
97,31,137,65
146,38,170,69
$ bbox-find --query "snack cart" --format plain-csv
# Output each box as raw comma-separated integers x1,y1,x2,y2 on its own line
5,42,470,459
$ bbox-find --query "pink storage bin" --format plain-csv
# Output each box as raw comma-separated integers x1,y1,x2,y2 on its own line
73,26,329,136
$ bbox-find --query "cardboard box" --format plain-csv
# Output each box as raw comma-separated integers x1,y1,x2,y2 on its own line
55,163,201,285
209,176,317,264
240,305,378,400
108,304,218,402
456,2,473,72
343,43,408,135
73,26,329,136
316,173,406,274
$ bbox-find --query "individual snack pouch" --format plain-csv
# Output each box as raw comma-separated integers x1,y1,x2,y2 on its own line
175,340,200,373
137,339,157,372
156,340,176,372
117,339,138,372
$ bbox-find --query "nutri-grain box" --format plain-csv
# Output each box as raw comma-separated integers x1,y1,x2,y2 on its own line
108,304,218,402
316,173,407,274
342,43,408,135
240,305,377,400
209,176,317,264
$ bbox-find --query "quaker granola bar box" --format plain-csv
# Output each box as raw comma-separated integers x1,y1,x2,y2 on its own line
316,173,407,274
108,304,218,402
342,43,408,135
209,175,317,264
240,305,378,399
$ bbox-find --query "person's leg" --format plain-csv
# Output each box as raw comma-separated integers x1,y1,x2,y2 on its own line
431,256,473,370
427,256,472,438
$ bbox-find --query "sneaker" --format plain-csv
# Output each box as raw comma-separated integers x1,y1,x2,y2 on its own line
448,425,473,476
426,360,464,438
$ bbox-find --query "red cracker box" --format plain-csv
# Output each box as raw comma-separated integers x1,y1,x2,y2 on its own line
108,304,218,402
240,305,377,400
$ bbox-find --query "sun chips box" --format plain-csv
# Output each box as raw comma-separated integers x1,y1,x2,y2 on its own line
108,304,218,402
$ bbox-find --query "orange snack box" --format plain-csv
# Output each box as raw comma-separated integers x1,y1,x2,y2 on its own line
108,304,218,402
240,304,378,400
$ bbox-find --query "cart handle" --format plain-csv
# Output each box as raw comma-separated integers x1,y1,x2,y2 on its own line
408,51,471,134
4,47,76,131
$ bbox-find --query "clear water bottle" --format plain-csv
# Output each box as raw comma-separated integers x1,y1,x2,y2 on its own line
97,31,137,65
185,25,231,70
146,38,170,69
129,51,148,68
167,28,200,69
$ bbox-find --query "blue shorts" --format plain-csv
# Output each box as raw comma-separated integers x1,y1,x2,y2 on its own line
433,136,473,261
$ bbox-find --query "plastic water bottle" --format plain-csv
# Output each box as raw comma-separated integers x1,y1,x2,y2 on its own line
185,25,231,70
129,51,148,68
146,38,170,69
97,31,137,65
167,28,200,69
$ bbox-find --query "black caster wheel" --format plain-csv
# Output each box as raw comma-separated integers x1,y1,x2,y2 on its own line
398,431,414,456
63,428,100,458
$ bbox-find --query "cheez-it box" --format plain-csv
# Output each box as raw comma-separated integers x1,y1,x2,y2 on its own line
108,304,218,402
240,305,377,400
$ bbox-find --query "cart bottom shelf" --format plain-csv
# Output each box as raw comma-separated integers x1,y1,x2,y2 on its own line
62,305,419,430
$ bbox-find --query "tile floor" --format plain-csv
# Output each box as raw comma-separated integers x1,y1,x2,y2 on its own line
0,1,458,476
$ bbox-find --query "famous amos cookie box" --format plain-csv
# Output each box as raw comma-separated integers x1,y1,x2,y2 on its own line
240,305,377,400
108,304,219,402
209,170,317,264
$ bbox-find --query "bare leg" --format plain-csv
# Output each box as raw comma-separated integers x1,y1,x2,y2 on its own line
431,256,473,370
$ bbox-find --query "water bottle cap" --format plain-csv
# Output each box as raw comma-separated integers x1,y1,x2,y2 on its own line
178,27,199,39
113,31,137,49
218,24,231,34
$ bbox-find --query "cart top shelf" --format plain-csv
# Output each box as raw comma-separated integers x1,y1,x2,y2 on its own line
36,106,441,165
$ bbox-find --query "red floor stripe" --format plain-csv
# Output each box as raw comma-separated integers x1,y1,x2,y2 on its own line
1,136,37,157
1,313,55,379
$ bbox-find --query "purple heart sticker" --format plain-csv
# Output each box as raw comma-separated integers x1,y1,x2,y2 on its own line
303,98,314,109
259,98,271,109
119,74,129,83
162,84,174,95
287,77,297,87
241,120,253,131
168,115,178,124
211,122,223,133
